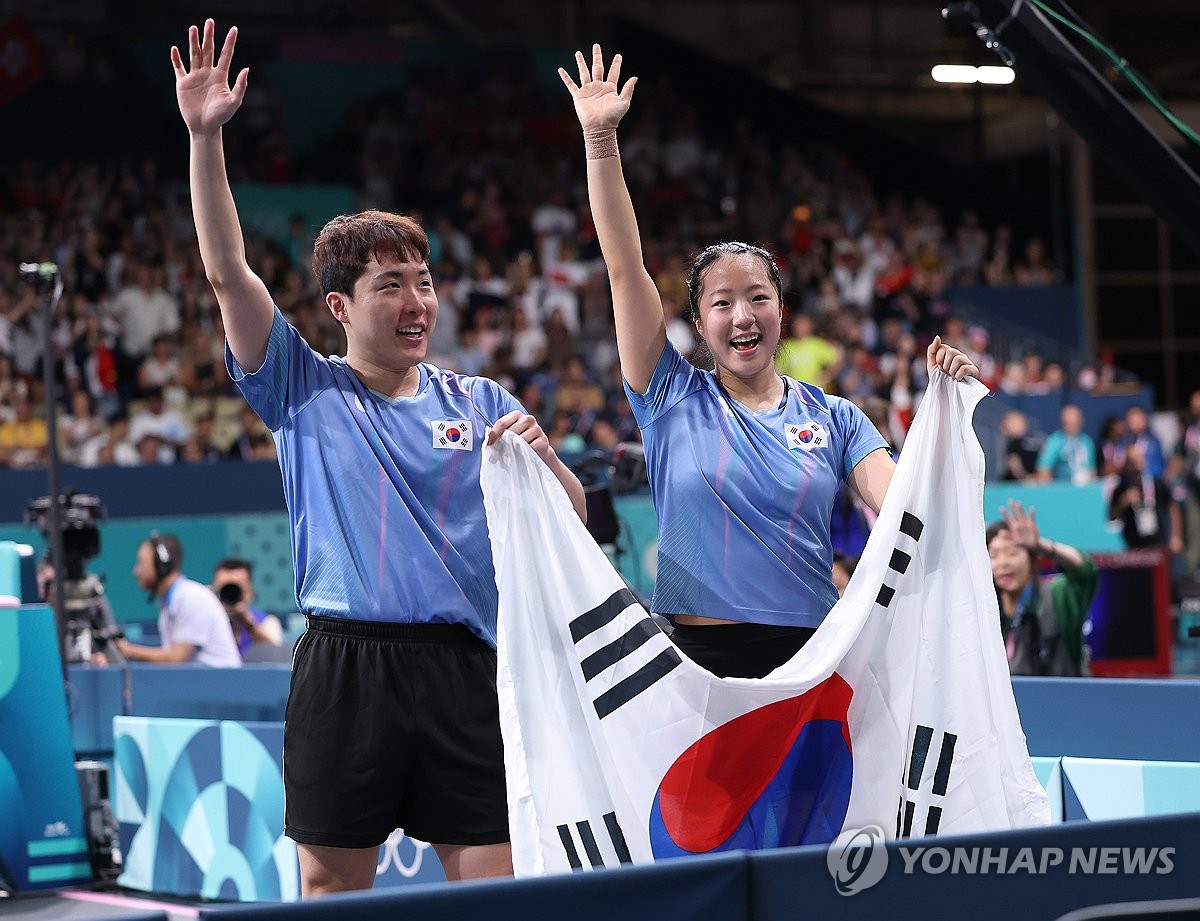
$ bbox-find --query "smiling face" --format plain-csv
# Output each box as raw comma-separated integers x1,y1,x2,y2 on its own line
327,254,439,372
988,528,1033,596
693,252,783,384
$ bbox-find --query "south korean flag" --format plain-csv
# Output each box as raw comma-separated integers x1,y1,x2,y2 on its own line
785,420,828,451
432,420,473,451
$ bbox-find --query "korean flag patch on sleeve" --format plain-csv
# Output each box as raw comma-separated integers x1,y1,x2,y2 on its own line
432,420,473,451
785,420,827,451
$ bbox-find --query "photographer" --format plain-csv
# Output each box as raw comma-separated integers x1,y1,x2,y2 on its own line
212,558,282,656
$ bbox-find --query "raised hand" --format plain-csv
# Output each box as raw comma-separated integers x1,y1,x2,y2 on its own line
558,44,637,132
1000,499,1040,553
171,18,249,136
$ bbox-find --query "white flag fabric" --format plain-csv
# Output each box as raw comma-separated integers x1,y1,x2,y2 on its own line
481,373,1049,877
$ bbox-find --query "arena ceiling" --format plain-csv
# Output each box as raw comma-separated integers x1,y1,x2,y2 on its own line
12,0,1200,158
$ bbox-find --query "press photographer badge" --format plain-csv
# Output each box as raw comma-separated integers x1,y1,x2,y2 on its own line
432,420,473,451
786,420,828,451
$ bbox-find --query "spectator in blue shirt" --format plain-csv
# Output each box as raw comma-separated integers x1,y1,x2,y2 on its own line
1036,404,1097,484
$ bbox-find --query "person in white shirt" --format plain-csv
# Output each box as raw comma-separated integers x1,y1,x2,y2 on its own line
128,388,189,448
117,533,241,667
109,259,181,360
79,412,139,467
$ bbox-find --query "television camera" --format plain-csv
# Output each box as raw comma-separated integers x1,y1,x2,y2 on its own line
24,492,121,663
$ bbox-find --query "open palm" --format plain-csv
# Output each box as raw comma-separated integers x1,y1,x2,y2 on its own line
171,18,249,135
1000,499,1041,552
558,44,637,131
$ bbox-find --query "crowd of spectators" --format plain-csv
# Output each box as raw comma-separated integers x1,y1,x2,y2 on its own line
7,33,1199,685
0,62,1095,479
15,39,1200,656
999,396,1200,575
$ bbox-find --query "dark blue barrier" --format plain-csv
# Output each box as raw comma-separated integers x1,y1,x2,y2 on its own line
0,459,286,522
68,672,1200,764
947,284,1081,352
994,389,1155,446
196,850,750,921
1012,678,1200,761
68,663,291,757
194,815,1200,921
750,812,1200,921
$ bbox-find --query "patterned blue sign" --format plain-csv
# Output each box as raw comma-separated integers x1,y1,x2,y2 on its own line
114,716,444,901
0,605,93,891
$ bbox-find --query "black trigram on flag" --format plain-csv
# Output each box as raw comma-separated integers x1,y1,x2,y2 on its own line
568,588,680,719
556,812,633,870
897,723,957,837
875,511,924,610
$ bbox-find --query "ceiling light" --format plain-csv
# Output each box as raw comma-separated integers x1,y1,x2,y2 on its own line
931,64,1015,85
976,65,1015,84
932,64,980,84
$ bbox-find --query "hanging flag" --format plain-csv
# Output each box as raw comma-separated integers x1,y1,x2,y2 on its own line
481,372,1049,876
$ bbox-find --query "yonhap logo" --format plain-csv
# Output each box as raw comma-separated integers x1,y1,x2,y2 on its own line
827,825,889,896
825,835,1176,895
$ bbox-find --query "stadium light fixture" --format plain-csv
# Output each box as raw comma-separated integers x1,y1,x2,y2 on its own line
931,64,1015,84
976,65,1016,84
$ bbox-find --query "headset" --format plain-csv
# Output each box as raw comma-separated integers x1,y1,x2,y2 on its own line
147,531,178,592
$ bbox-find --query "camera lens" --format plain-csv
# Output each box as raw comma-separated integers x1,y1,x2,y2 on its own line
217,583,243,605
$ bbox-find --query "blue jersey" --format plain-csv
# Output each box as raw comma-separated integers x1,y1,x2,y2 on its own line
228,308,522,646
624,342,888,628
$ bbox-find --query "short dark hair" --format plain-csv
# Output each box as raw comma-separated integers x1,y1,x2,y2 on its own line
685,241,783,322
311,210,431,298
215,557,253,577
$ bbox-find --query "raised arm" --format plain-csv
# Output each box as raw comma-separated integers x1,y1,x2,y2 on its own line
1002,500,1087,572
172,19,274,373
559,46,665,393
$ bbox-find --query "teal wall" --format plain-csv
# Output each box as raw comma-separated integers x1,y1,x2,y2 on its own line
981,481,1123,552
614,481,1125,603
1,481,1120,623
227,183,356,238
0,514,296,624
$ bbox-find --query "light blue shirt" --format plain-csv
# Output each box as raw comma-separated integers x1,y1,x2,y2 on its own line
228,309,522,646
624,342,888,628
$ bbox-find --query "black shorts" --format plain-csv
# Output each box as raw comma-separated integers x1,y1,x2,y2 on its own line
284,617,509,849
669,621,817,679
